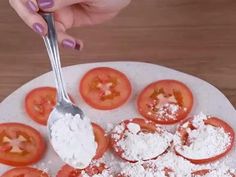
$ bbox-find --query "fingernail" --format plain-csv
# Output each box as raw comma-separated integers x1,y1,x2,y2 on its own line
33,23,44,36
62,39,76,49
38,0,54,9
26,0,38,13
75,43,81,51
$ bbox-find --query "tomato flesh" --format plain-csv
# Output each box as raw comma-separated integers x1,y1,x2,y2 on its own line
191,169,235,177
25,87,73,125
56,163,107,177
92,123,109,160
2,167,49,177
0,123,46,166
110,118,171,162
138,80,193,124
79,67,132,110
174,117,235,164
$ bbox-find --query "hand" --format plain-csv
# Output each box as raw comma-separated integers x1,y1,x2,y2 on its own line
9,0,131,50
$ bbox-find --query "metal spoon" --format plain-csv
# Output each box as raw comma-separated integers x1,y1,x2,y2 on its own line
41,13,92,165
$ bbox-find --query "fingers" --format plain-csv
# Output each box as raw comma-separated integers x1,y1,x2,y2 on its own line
36,0,85,12
9,0,48,36
55,21,83,51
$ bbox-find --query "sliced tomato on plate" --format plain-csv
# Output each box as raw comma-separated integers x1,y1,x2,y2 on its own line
174,117,235,164
137,80,193,124
79,67,132,110
191,169,235,177
56,163,108,177
25,87,73,125
191,169,211,176
0,123,46,166
92,123,109,160
110,118,172,162
2,167,49,177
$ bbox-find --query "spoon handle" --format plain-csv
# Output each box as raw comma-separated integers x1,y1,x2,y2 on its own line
41,13,70,103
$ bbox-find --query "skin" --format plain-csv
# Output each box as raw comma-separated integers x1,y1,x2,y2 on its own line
9,0,131,50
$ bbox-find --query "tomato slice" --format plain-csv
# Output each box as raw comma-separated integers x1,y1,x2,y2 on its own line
79,67,132,110
25,87,73,125
2,167,49,177
92,123,109,159
191,169,235,177
56,163,108,177
174,116,235,164
137,80,193,124
0,123,46,166
110,118,172,162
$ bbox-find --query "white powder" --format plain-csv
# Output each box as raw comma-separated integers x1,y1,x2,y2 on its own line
112,122,173,161
192,112,208,128
119,152,195,177
50,113,97,169
174,113,231,159
82,170,112,177
127,123,141,134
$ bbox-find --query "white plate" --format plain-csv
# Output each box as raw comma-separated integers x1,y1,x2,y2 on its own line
0,61,235,175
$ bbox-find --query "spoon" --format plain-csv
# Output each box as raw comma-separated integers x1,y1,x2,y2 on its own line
41,13,94,167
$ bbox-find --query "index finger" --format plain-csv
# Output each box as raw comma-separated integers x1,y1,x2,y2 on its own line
37,0,85,11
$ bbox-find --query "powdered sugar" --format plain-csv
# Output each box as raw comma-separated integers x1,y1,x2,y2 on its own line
174,113,231,159
50,113,97,169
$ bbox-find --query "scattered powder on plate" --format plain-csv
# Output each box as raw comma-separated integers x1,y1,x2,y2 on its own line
174,113,231,159
113,122,173,161
119,152,195,177
119,152,235,177
50,113,97,169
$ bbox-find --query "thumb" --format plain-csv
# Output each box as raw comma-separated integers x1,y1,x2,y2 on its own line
36,0,85,11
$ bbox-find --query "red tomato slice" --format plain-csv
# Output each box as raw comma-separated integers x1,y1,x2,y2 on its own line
25,87,73,125
174,117,235,164
191,169,235,177
191,169,211,176
110,118,171,162
2,167,49,177
137,80,193,124
56,163,107,177
79,67,132,110
0,123,46,166
92,123,109,159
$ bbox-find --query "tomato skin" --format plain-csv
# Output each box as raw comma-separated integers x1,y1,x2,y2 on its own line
56,163,107,177
0,123,46,166
2,167,49,177
191,169,235,177
92,123,109,160
25,87,74,125
174,117,235,164
137,80,193,124
110,118,170,163
79,67,132,110
191,169,211,176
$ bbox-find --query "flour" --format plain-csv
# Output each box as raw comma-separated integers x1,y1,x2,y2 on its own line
119,152,195,177
112,121,173,161
50,113,97,169
174,113,231,159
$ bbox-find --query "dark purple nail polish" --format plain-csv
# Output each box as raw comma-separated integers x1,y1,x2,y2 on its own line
38,0,54,9
62,39,76,49
26,0,38,13
33,23,44,36
75,43,81,51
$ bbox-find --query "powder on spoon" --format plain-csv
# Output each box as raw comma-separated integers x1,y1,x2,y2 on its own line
50,113,97,169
